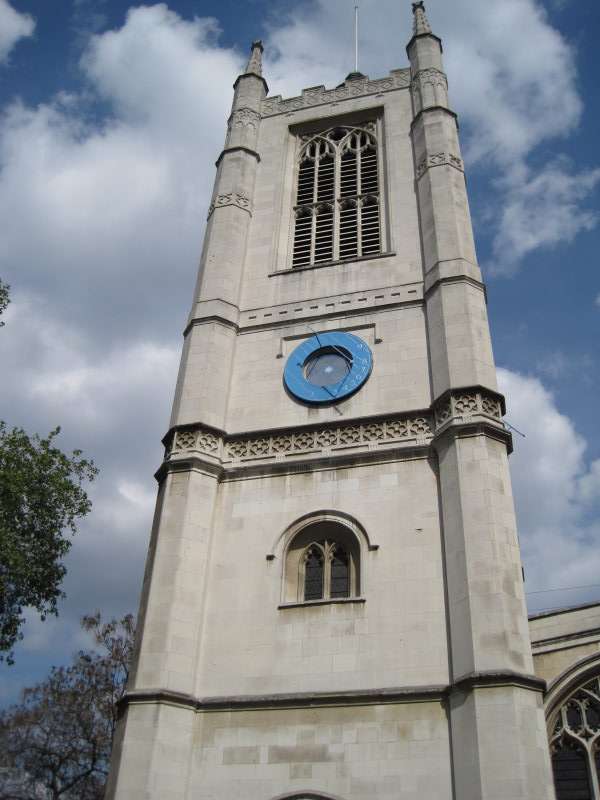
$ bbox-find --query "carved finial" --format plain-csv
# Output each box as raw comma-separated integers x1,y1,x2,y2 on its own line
245,40,263,76
412,2,432,35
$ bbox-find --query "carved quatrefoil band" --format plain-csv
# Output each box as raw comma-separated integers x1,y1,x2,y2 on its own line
163,389,504,472
416,151,463,179
207,193,252,220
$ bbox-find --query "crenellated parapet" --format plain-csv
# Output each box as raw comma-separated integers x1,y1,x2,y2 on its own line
261,69,410,117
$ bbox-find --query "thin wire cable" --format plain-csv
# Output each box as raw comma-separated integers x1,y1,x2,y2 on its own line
530,601,600,614
526,583,600,595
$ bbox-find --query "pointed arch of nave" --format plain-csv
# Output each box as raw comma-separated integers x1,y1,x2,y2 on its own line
544,653,600,800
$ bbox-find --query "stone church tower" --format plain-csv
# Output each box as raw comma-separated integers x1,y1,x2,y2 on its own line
107,4,556,798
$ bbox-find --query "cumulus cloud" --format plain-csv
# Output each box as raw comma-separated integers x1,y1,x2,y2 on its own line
0,0,34,64
0,5,243,345
499,368,600,612
489,161,600,275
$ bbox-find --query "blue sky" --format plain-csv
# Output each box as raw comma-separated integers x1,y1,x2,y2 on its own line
0,0,599,704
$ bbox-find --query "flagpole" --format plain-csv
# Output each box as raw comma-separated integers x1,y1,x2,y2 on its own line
354,5,358,73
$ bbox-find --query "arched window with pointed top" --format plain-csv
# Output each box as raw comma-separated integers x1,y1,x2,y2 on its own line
303,545,324,600
547,670,600,799
280,517,363,605
299,541,351,602
292,124,381,267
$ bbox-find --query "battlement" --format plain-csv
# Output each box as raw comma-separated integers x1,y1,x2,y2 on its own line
261,68,410,117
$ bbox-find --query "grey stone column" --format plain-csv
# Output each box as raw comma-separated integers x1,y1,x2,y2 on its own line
170,41,267,431
408,4,555,797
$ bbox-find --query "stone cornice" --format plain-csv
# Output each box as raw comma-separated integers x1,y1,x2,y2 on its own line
531,627,600,652
261,70,410,118
157,387,507,481
117,668,545,716
432,419,513,456
410,105,458,130
215,145,261,168
181,281,424,338
423,265,485,298
406,32,443,55
449,669,546,697
232,72,269,95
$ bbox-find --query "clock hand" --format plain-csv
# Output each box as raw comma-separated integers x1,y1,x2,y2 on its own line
305,324,353,366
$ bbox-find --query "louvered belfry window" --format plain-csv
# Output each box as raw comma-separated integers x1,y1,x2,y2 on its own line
293,124,380,267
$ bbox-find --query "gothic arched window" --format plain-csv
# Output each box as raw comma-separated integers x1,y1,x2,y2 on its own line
303,546,324,600
292,124,381,267
300,541,350,602
281,520,361,605
549,675,600,799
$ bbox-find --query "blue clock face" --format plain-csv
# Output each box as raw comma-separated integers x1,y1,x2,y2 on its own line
284,332,372,404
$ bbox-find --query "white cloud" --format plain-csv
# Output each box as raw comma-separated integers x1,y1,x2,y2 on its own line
536,350,594,382
0,5,243,344
489,161,600,275
0,0,34,64
441,0,582,166
498,368,600,611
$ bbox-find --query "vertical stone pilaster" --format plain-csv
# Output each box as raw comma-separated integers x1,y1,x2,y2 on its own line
409,3,555,796
106,468,220,799
171,42,267,431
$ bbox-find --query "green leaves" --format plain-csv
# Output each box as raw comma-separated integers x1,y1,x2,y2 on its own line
0,424,98,663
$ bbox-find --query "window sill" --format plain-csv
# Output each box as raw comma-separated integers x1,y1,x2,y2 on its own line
278,597,366,609
269,251,396,277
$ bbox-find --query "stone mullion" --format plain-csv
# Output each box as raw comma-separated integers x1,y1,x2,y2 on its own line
333,144,342,261
310,151,320,264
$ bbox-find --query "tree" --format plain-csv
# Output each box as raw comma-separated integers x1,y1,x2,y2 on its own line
1,281,98,662
0,612,134,799
0,425,98,663
0,280,8,326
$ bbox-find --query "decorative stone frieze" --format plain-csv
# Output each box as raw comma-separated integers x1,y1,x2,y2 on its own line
165,412,434,469
227,107,260,132
433,388,502,430
165,390,504,470
261,69,410,117
416,151,463,179
207,193,252,219
411,68,447,92
163,389,504,474
411,67,449,113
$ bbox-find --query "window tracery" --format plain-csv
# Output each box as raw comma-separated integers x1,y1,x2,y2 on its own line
549,675,600,799
300,541,350,601
292,124,381,267
281,520,361,605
